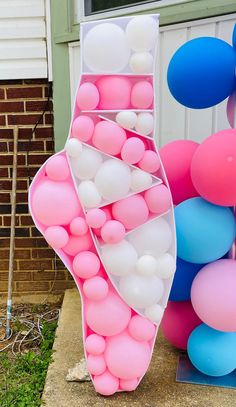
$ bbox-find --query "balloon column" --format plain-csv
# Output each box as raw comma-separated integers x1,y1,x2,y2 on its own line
29,15,177,395
161,28,236,378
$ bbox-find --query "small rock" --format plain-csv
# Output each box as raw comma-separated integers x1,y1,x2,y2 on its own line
66,358,91,382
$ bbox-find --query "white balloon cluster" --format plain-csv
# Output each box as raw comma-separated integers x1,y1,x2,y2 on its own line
83,16,157,74
116,111,154,136
67,143,154,208
100,218,175,323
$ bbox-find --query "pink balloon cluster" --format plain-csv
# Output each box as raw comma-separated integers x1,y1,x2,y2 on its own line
160,129,236,376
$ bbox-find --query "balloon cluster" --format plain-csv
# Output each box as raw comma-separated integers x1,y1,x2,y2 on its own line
29,15,177,396
161,29,236,377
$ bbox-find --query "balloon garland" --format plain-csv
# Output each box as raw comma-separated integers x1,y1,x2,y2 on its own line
162,26,236,378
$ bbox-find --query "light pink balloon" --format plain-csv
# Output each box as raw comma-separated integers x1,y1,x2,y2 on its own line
44,226,69,249
86,208,106,228
138,150,160,173
31,180,81,226
86,291,131,336
128,315,156,342
73,251,100,279
96,76,131,109
101,220,126,244
71,115,95,142
93,370,119,396
92,121,127,155
45,155,69,181
105,331,150,379
83,276,109,301
120,378,138,391
76,82,99,110
191,259,236,332
70,217,88,236
144,184,171,214
87,354,106,376
131,81,153,109
112,194,149,230
63,233,93,256
85,334,106,355
121,137,145,164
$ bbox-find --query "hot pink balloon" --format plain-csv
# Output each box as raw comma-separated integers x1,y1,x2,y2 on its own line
191,259,236,332
96,76,131,109
144,184,171,214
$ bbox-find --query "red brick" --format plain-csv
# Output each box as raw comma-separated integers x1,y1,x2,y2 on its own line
33,271,66,281
52,281,75,291
0,179,28,191
31,248,55,258
0,271,30,281
0,168,8,177
0,260,17,270
15,237,48,248
44,113,53,125
28,153,51,165
20,215,34,226
0,101,24,113
46,140,54,151
0,142,8,152
0,193,10,203
8,114,43,126
0,115,6,125
6,87,42,99
25,100,53,112
16,193,28,203
24,79,48,85
18,128,33,140
18,259,53,270
35,127,53,138
3,215,20,226
0,217,2,226
0,154,26,165
0,128,13,139
0,89,5,99
17,140,44,152
15,281,50,291
0,281,8,291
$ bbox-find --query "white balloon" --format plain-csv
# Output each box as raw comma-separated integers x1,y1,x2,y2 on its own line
101,240,138,277
83,23,130,73
65,138,82,157
130,169,152,192
116,111,137,129
128,218,172,257
95,159,131,201
130,52,153,74
145,304,164,323
136,254,158,276
126,16,157,52
78,180,101,208
71,147,103,180
119,274,164,309
156,253,176,279
135,112,154,136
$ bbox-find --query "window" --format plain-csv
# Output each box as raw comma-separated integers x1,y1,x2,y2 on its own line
84,1,158,16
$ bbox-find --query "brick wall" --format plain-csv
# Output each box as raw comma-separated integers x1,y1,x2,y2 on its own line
0,79,75,299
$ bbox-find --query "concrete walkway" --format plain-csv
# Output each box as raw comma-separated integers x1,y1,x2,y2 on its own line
43,289,236,407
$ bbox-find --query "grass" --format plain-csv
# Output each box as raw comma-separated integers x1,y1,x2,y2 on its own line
0,320,57,407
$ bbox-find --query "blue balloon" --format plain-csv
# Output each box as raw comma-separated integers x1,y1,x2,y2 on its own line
167,37,236,109
188,324,236,377
169,257,204,301
175,197,235,264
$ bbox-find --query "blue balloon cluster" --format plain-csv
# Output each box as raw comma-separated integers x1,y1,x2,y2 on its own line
167,37,236,109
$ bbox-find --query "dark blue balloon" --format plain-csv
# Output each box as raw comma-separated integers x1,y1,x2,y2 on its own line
167,37,236,109
169,257,204,301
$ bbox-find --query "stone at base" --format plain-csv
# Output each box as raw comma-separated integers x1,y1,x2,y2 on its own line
66,358,91,382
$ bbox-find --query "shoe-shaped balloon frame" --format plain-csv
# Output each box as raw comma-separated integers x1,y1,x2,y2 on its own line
29,14,176,396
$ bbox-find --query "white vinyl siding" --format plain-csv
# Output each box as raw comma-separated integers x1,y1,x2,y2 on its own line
69,13,236,145
0,0,52,80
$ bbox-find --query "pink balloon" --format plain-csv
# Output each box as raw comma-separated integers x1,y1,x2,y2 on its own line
96,76,131,109
191,129,236,206
159,140,199,205
121,137,145,164
85,334,106,355
93,207,112,237
144,184,171,214
105,332,150,380
92,121,127,155
161,301,202,350
87,354,106,376
70,217,88,236
93,370,119,396
191,259,236,332
101,220,126,244
112,194,149,230
31,180,81,226
128,315,156,342
138,150,160,173
73,251,100,279
120,378,138,391
45,155,69,181
86,208,106,228
83,276,109,301
76,82,99,110
226,91,236,128
63,233,93,256
86,291,131,336
44,226,69,249
71,115,95,142
131,81,153,109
